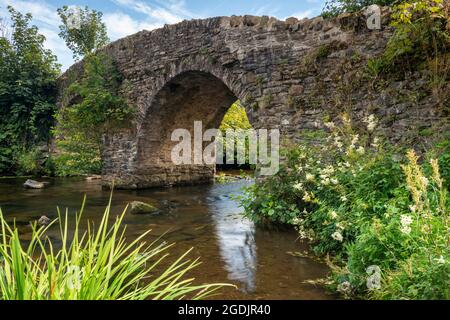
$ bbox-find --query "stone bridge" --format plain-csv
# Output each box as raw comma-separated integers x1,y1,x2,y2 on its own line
58,8,444,189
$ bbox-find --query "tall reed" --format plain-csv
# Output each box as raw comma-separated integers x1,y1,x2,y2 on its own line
0,196,231,300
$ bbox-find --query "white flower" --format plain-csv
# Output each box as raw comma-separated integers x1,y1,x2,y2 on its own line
371,137,380,148
321,178,330,186
344,162,351,168
336,222,345,230
363,114,378,132
401,215,413,226
421,176,429,187
330,211,338,219
331,178,339,185
324,122,336,130
334,136,343,148
351,134,359,145
409,205,417,213
293,182,303,191
435,256,445,265
357,146,365,155
303,192,312,202
306,173,315,181
323,166,335,175
400,225,411,234
342,114,351,125
341,196,348,202
332,231,344,242
400,215,413,235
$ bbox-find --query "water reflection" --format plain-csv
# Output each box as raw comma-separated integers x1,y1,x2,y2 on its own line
0,177,333,300
207,183,257,293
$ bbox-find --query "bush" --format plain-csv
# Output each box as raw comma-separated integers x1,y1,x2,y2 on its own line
53,134,102,177
239,114,449,299
54,53,134,176
14,148,44,176
0,197,231,300
368,0,449,77
0,6,59,175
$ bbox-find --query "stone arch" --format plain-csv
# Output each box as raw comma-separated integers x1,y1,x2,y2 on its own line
135,69,253,188
56,11,442,190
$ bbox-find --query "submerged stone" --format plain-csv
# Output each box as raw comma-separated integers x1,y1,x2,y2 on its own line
23,179,46,189
130,201,159,215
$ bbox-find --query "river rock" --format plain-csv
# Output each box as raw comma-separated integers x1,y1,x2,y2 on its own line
37,216,52,227
23,179,46,189
130,201,159,215
86,175,102,181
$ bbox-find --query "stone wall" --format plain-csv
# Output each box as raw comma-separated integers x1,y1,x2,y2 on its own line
57,8,448,189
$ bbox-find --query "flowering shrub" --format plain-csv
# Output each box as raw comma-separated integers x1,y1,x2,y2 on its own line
239,114,449,299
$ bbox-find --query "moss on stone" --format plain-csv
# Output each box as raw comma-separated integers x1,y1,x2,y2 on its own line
130,201,159,215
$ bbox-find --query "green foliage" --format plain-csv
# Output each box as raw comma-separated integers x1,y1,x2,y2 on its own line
0,6,60,175
57,6,109,60
220,101,252,132
54,53,134,176
322,0,397,17
14,147,45,176
368,0,449,77
0,197,231,300
218,101,254,168
53,134,102,177
240,114,449,299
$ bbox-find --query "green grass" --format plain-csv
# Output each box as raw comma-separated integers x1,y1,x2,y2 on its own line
0,196,233,300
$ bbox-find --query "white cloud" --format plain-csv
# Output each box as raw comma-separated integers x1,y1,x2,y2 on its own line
0,0,73,70
155,0,200,19
0,0,59,26
0,0,173,70
113,0,186,24
104,12,161,39
39,26,73,68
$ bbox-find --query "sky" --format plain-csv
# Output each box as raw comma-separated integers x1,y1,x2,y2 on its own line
0,0,326,70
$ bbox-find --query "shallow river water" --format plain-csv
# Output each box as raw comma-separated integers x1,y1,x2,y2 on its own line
0,177,335,300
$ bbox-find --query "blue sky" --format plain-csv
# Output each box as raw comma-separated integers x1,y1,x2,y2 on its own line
0,0,326,70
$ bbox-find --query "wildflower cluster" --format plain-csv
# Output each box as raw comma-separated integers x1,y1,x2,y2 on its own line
240,113,449,300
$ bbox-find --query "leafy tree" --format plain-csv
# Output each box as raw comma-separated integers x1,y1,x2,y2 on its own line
0,14,11,39
0,6,60,175
57,6,109,60
366,0,448,83
218,101,253,169
220,101,252,132
54,5,132,176
53,53,133,176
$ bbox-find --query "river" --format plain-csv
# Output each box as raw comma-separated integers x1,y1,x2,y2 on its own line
0,177,334,300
